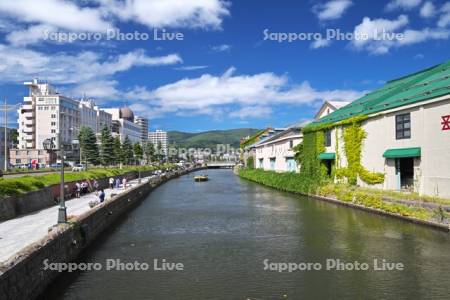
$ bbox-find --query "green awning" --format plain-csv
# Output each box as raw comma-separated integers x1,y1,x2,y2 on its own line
318,152,336,160
383,147,421,159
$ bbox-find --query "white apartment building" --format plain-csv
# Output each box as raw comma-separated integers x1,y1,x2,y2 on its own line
254,127,302,172
104,108,142,144
12,79,112,166
317,61,450,197
134,116,149,144
148,130,168,155
79,99,112,133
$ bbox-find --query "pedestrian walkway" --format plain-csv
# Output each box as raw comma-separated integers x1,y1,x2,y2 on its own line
0,176,152,264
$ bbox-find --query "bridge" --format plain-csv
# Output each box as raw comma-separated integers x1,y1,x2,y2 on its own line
206,162,237,169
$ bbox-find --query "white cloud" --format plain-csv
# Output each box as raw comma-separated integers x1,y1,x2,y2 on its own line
132,68,364,119
98,0,230,29
0,45,181,85
310,38,331,49
386,0,422,11
312,0,353,21
211,44,231,52
229,106,273,119
0,0,230,46
420,1,436,18
350,15,449,54
6,24,56,46
0,0,111,31
174,65,209,71
438,2,450,27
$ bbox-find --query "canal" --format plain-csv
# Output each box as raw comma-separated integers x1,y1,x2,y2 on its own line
43,169,450,299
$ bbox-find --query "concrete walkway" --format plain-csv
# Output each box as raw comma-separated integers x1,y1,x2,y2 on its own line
0,176,152,264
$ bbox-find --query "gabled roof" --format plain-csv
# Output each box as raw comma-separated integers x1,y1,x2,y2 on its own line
254,127,301,147
315,60,450,124
314,100,351,120
244,128,286,149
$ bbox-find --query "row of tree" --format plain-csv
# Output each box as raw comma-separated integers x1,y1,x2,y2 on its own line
78,125,165,166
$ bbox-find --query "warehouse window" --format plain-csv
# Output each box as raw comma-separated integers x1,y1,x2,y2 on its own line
396,113,411,139
325,130,332,147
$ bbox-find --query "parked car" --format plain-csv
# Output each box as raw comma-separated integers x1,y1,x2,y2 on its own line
72,164,86,172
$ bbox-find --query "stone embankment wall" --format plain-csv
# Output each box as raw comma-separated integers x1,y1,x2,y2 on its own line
0,170,155,222
0,168,197,300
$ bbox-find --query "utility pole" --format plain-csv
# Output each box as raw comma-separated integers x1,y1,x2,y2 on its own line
4,99,7,171
57,115,66,224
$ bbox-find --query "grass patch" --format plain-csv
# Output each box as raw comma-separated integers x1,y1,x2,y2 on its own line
0,164,175,198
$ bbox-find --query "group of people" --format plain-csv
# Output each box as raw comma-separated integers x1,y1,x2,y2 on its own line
75,179,105,203
109,177,128,190
75,180,92,197
73,176,131,205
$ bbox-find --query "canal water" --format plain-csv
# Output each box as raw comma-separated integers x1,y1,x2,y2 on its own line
43,169,450,299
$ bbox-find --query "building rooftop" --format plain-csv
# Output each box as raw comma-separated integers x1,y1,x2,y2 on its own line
315,60,450,124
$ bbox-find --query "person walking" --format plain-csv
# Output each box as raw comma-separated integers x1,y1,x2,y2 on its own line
115,178,121,189
75,182,81,198
93,179,99,191
98,189,105,203
122,177,127,189
109,177,114,189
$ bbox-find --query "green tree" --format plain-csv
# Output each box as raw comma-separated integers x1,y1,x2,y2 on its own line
156,140,164,162
122,136,134,165
99,125,114,166
133,142,143,165
113,136,123,165
78,126,99,165
144,142,155,164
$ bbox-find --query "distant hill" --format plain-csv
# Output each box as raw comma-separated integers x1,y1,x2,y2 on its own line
168,128,260,150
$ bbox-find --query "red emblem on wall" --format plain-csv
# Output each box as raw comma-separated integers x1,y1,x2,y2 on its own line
442,115,450,131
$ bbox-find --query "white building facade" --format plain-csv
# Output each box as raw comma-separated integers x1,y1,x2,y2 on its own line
318,61,450,197
13,79,112,166
148,130,168,155
104,108,142,144
134,116,149,144
254,127,302,172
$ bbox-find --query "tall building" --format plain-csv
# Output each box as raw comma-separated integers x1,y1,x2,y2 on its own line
148,130,168,156
12,79,112,167
79,99,112,133
104,107,141,144
134,116,149,144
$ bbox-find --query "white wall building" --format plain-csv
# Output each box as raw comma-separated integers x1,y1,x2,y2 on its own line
315,100,350,120
13,79,112,166
104,108,142,144
134,116,149,144
318,61,450,197
254,127,302,172
148,130,168,155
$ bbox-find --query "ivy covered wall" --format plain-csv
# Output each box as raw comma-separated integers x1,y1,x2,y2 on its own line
296,115,384,193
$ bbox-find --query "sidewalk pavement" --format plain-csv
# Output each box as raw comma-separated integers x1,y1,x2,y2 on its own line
0,176,152,264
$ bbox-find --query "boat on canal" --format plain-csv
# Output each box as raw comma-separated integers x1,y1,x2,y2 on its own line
194,175,209,182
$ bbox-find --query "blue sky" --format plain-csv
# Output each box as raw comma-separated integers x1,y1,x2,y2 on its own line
0,0,448,132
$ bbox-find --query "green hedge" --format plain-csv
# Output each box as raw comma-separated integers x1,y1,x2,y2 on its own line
0,164,175,198
239,168,309,194
238,168,446,224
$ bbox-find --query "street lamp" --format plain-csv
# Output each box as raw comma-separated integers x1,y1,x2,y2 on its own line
44,135,66,224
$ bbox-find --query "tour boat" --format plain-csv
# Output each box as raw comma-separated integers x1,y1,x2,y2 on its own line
194,175,209,182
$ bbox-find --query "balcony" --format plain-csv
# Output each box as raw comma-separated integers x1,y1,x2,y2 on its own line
22,111,34,118
23,127,34,133
22,104,33,110
24,118,35,125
